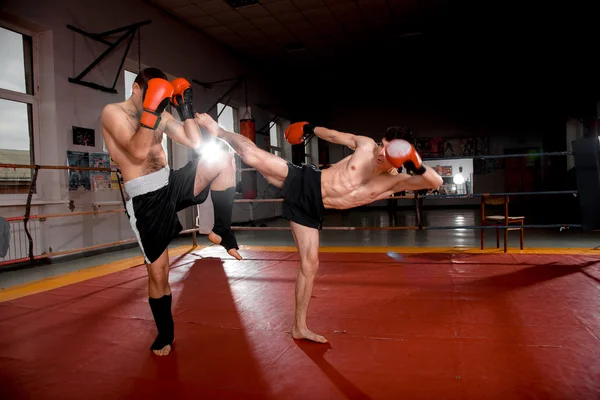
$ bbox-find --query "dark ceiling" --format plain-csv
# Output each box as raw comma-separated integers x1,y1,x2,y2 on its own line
145,1,596,69
146,0,463,68
145,0,599,122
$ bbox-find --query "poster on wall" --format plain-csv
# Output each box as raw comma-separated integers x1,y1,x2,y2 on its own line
434,165,453,177
476,137,489,155
416,137,444,158
443,139,461,157
443,138,477,157
459,138,476,156
67,150,91,191
90,152,111,191
72,126,95,147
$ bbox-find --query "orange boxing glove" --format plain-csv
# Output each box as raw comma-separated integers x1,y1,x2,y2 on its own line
140,78,174,130
385,139,427,175
284,121,315,145
170,78,195,121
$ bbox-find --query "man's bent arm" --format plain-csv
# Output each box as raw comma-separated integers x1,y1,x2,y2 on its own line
312,126,369,150
101,105,155,162
391,166,443,193
164,113,201,150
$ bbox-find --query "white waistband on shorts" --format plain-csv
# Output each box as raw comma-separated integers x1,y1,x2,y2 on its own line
124,166,170,198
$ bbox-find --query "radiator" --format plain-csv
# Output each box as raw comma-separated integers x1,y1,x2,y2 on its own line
2,219,43,262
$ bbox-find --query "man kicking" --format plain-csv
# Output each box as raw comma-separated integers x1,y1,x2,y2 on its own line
195,113,443,343
101,67,241,356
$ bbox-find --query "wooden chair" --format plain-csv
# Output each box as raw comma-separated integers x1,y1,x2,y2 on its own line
480,195,525,252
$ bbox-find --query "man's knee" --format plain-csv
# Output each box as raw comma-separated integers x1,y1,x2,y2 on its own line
147,260,169,284
301,258,319,277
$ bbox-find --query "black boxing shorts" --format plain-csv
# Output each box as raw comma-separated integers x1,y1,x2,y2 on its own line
280,163,325,230
124,157,212,264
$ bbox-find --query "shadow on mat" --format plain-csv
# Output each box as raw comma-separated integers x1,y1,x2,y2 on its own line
120,256,273,399
295,340,371,400
457,260,600,293
0,250,272,399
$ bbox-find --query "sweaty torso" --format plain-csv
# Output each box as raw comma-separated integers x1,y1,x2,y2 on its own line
321,142,398,209
102,102,168,183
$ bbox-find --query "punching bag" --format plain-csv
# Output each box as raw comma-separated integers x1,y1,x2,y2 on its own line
240,118,257,199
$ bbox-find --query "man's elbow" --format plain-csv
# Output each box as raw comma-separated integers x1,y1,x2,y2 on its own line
128,145,148,162
431,173,443,188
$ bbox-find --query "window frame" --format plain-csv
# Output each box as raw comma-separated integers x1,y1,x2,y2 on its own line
269,119,284,159
304,141,312,165
216,102,240,189
0,21,40,199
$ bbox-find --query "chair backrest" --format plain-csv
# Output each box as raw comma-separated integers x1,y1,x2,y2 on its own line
483,195,507,205
481,195,509,221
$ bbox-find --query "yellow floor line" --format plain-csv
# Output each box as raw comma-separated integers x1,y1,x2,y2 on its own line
0,245,202,303
1,244,598,303
241,245,600,255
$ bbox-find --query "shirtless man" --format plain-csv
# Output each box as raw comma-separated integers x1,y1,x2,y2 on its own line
101,67,241,356
194,113,443,343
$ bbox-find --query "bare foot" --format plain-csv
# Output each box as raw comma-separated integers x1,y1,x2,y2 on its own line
208,231,242,260
292,326,328,343
152,343,172,356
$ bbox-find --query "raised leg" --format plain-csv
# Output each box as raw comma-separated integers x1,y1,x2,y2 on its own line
195,113,289,189
207,150,242,260
289,221,327,344
147,248,173,356
191,142,242,259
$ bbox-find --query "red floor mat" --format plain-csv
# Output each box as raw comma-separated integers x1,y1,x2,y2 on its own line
1,250,599,399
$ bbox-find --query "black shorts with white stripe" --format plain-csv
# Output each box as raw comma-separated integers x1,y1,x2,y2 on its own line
124,157,212,264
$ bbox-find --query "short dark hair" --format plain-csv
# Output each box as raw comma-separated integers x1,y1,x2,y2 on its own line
384,126,415,145
134,67,167,88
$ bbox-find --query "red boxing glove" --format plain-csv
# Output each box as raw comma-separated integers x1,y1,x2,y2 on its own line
285,121,315,145
170,78,195,120
140,78,174,130
385,139,427,175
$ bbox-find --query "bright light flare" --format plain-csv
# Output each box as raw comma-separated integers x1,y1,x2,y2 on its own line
198,138,227,164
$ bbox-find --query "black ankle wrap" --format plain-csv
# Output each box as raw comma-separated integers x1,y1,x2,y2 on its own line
148,294,174,350
211,187,239,251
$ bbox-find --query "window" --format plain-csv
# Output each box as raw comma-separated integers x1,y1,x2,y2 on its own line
0,26,36,194
217,103,239,187
305,140,312,165
269,120,283,158
217,103,237,133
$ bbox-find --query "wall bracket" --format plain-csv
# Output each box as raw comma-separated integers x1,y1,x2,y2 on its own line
67,20,151,94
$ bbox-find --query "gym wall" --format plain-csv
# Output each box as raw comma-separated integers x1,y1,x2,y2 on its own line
0,0,287,258
299,33,568,208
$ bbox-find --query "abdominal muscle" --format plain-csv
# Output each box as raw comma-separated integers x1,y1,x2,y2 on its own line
320,159,393,210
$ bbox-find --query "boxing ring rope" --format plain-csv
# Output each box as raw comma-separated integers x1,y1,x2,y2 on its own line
232,190,578,201
0,147,584,266
228,224,581,231
226,149,583,241
5,209,125,221
423,151,573,161
236,151,574,173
